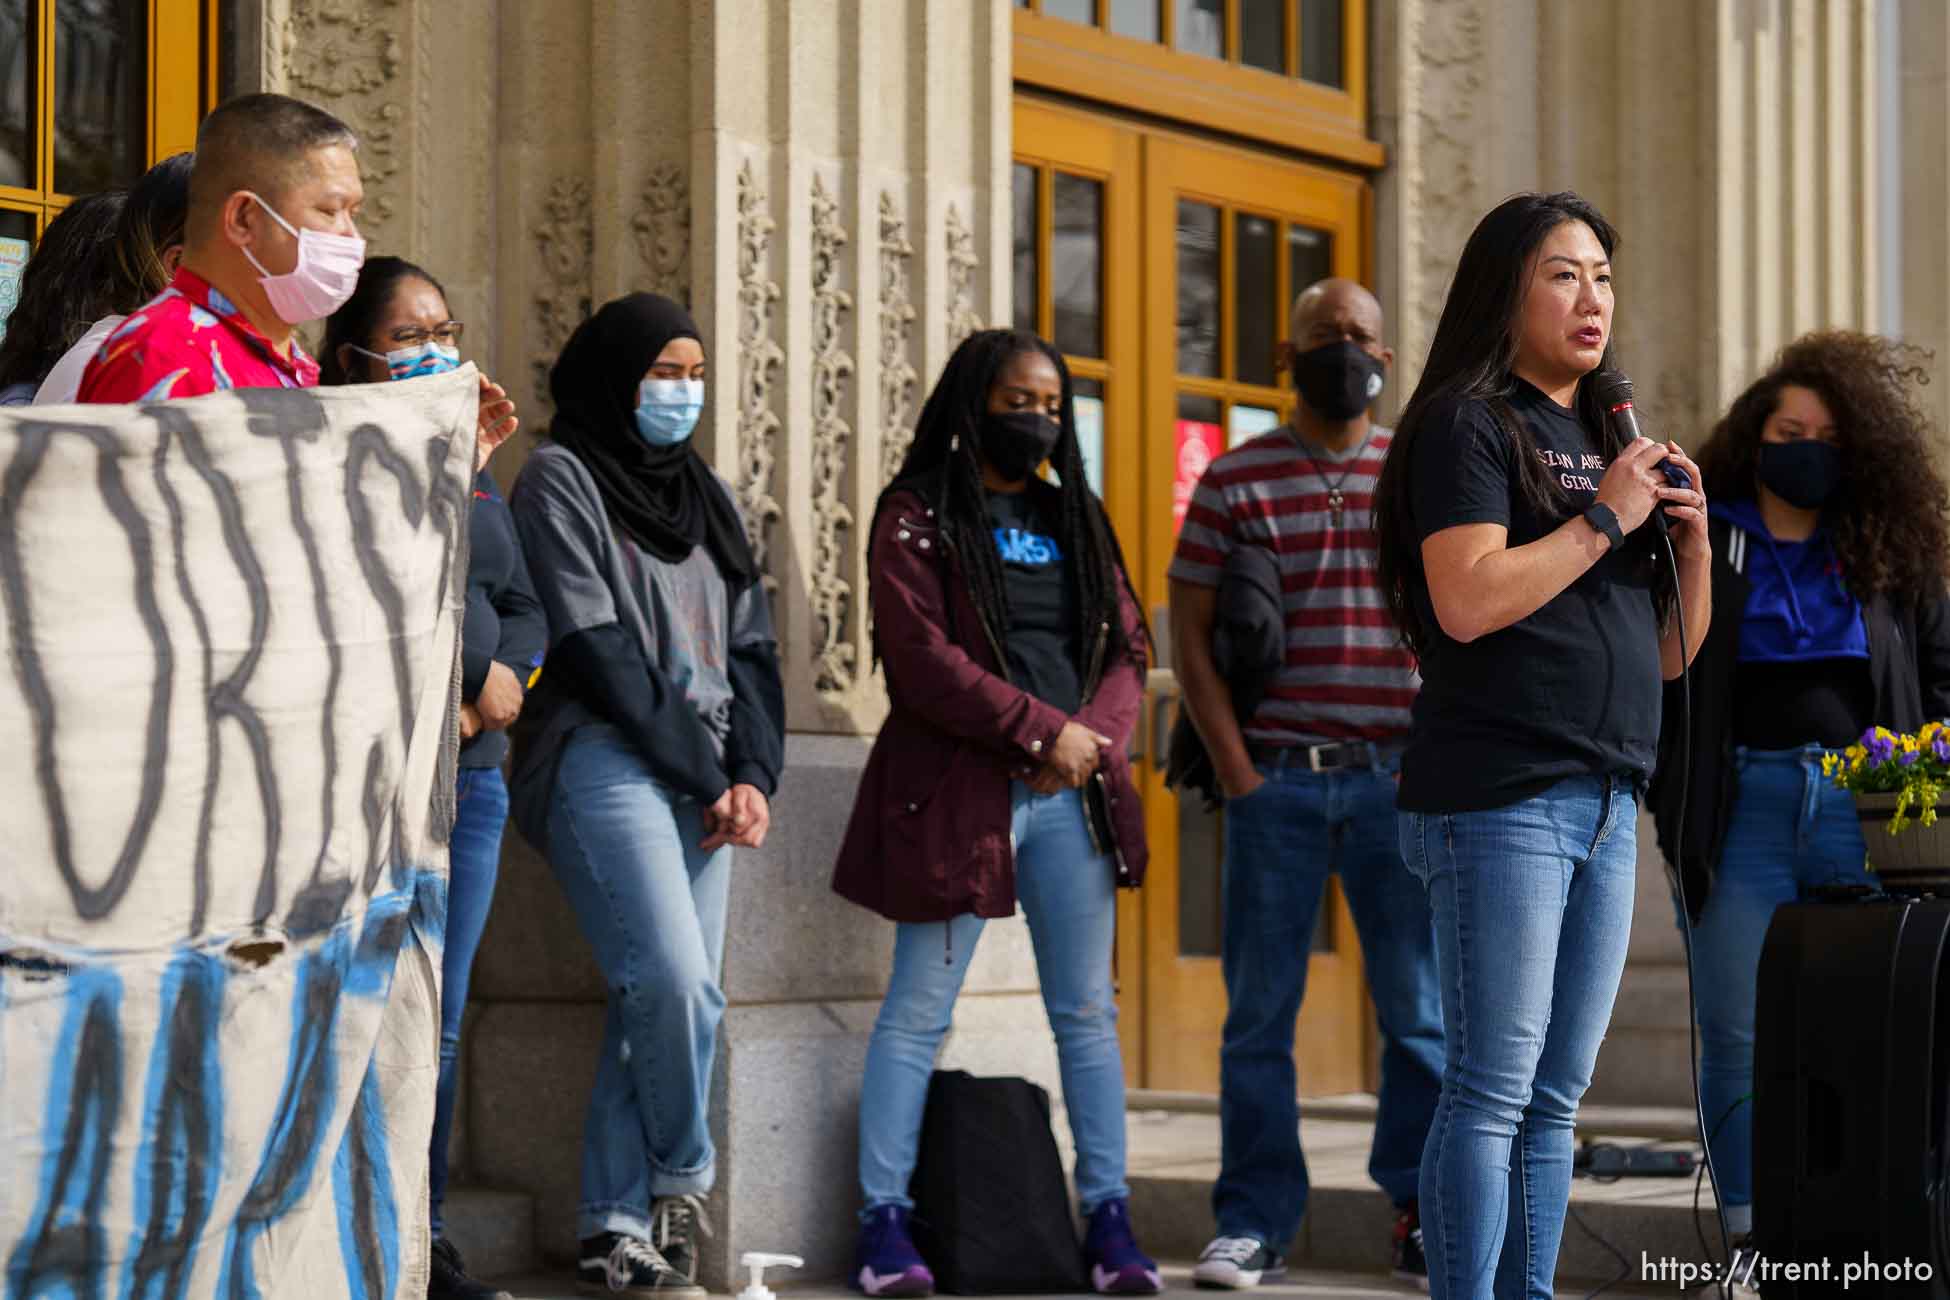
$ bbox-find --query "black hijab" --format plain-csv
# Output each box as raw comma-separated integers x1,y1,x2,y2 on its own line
547,293,758,588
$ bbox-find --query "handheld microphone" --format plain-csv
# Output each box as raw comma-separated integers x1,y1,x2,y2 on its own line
1590,369,1690,532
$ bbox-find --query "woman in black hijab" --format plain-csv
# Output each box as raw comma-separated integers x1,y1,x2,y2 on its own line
508,293,785,1299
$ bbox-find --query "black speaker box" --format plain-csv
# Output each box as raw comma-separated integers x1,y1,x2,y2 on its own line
1753,897,1950,1297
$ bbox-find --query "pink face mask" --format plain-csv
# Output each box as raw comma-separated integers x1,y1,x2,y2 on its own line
240,191,366,324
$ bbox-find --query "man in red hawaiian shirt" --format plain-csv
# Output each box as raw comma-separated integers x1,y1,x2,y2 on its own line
78,93,515,450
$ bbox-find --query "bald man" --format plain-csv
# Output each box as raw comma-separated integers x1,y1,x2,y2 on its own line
1168,279,1443,1289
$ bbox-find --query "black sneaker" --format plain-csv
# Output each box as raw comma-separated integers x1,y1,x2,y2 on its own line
650,1194,713,1292
1193,1236,1286,1289
577,1231,703,1298
1391,1207,1429,1292
429,1236,513,1300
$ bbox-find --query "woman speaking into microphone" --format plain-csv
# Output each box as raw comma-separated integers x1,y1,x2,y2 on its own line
1370,191,1711,1299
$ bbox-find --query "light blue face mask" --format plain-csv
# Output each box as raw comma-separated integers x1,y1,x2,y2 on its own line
636,378,705,446
353,340,461,381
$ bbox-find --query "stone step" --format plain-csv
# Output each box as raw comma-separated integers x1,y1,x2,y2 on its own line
444,1185,539,1284
1128,1168,1711,1289
1127,1089,1703,1142
489,1261,1675,1298
1122,1110,1716,1292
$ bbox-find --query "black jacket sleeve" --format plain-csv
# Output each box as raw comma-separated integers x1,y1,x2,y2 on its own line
723,637,785,795
492,527,549,685
1917,588,1950,719
552,621,730,805
460,603,495,702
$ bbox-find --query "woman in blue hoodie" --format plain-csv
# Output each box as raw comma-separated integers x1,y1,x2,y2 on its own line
1650,329,1950,1247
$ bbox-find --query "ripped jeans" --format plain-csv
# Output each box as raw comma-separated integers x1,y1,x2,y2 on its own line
541,725,731,1241
857,783,1129,1215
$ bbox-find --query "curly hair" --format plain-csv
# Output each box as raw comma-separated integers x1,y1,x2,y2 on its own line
1693,330,1947,603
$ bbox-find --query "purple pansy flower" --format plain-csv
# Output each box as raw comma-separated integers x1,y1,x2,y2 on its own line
1901,750,1921,766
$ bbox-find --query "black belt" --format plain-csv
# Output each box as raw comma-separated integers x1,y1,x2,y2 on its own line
1250,739,1404,773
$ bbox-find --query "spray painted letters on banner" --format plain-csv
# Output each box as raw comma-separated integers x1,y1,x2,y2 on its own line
0,366,478,1297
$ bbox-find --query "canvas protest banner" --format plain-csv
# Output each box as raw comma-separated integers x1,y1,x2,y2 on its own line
0,367,478,1298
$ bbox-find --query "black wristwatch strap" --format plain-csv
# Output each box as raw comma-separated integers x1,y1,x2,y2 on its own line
1583,502,1625,551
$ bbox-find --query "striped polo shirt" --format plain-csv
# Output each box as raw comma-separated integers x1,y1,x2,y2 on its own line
1167,424,1419,748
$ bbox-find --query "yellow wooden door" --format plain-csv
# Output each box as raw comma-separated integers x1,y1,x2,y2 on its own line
0,0,215,325
1012,100,1378,1096
1010,98,1148,1081
1136,131,1374,1096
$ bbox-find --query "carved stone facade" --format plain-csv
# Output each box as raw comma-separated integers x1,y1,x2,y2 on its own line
633,162,691,308
530,177,594,414
877,192,919,486
944,202,984,347
277,0,405,242
735,160,785,594
808,175,856,696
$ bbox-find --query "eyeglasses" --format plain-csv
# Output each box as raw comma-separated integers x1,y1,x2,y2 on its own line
387,321,465,348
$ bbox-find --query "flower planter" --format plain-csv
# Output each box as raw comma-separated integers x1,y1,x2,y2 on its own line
1853,792,1950,888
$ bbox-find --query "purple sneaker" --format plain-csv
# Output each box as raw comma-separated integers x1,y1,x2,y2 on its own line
1085,1198,1163,1295
854,1205,935,1297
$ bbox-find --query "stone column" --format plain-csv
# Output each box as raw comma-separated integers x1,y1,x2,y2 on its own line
1899,0,1950,437
254,0,1036,1286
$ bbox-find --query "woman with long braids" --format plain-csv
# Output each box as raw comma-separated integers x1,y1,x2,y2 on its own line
1652,330,1950,1251
832,329,1159,1297
1369,191,1711,1298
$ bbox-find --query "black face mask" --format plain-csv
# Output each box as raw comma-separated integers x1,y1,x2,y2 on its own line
1292,340,1385,421
1757,439,1844,510
979,410,1061,483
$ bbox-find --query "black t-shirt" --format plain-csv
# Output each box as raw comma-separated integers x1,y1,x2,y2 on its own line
1398,380,1663,812
1732,657,1873,751
988,487,1082,714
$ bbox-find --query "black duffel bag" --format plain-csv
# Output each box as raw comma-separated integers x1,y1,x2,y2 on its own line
908,1070,1087,1294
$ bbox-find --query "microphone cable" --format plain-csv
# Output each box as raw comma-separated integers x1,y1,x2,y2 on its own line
1658,521,1736,1300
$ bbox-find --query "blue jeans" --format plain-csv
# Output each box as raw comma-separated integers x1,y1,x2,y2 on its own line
1214,750,1443,1246
542,726,732,1240
1399,777,1638,1300
1679,745,1869,1212
429,766,510,1235
858,783,1129,1215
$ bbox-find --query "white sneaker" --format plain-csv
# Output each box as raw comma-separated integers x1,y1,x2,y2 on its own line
1193,1236,1286,1290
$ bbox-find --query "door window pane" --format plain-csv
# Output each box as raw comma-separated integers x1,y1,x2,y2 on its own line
1043,0,1095,24
1175,199,1219,377
0,207,32,339
1234,212,1278,387
1108,0,1159,42
1229,404,1280,448
55,0,147,196
1071,375,1105,497
0,1,31,190
1012,163,1038,335
1178,784,1222,958
1052,172,1103,358
1300,0,1345,88
1174,392,1221,532
1240,0,1285,74
1287,223,1334,322
1173,0,1222,58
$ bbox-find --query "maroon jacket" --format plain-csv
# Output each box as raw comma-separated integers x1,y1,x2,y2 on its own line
831,487,1150,922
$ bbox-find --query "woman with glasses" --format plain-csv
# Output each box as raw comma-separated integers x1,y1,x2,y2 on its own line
322,255,534,1300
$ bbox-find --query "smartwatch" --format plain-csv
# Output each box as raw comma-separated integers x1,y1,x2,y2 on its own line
1582,502,1625,552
